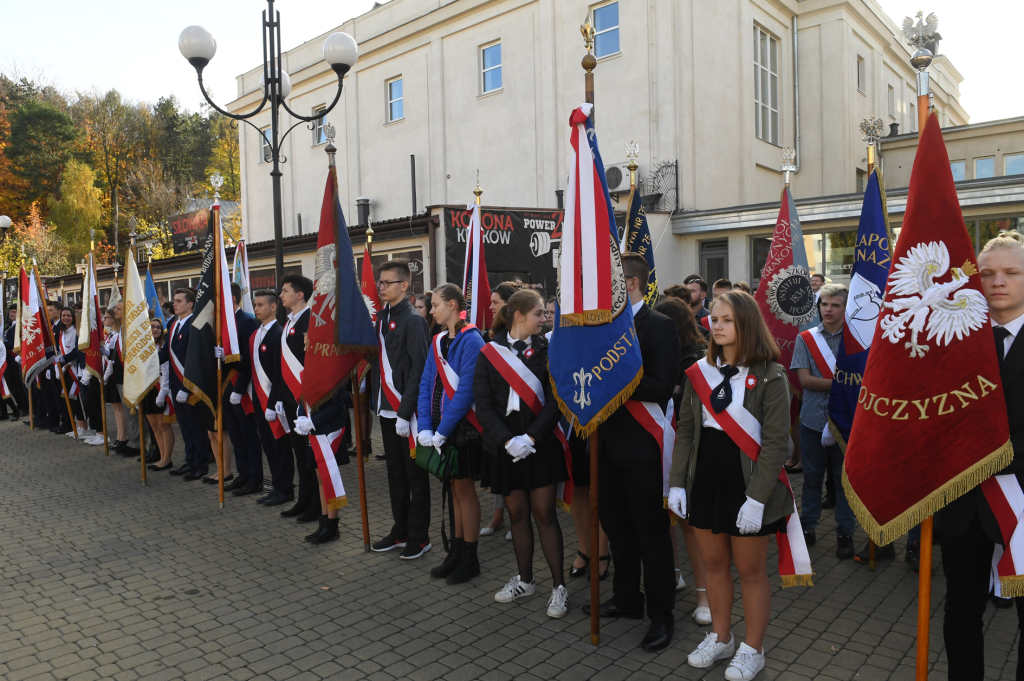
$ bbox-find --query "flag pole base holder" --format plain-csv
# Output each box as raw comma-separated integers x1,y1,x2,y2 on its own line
591,634,599,645
219,502,224,509
363,544,370,553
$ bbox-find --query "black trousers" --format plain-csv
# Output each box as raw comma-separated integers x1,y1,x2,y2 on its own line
940,514,1024,680
380,416,430,542
4,360,27,413
285,430,316,509
598,456,675,626
223,391,263,485
254,408,292,494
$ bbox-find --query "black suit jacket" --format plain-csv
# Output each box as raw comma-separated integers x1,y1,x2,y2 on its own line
936,327,1024,541
230,309,260,396
598,303,681,462
252,322,284,410
369,298,429,421
281,308,310,415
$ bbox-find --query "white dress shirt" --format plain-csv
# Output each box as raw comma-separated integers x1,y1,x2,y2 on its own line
701,359,749,431
631,298,644,317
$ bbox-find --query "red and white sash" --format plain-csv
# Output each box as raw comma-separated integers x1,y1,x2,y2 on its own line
799,328,836,380
280,308,307,403
686,359,813,587
700,315,711,332
481,342,571,503
981,475,1024,597
378,326,418,455
432,330,482,433
0,342,9,401
59,329,81,398
310,426,347,510
168,321,186,387
251,328,286,439
623,399,676,500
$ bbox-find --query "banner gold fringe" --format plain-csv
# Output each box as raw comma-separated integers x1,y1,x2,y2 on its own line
843,438,1013,546
999,576,1024,599
328,496,348,511
223,353,242,365
183,376,217,417
550,366,644,438
781,573,815,588
556,499,571,514
828,418,848,454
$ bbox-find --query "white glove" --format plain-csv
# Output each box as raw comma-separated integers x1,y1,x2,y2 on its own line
229,392,242,405
431,431,447,449
274,401,287,422
103,363,113,382
213,346,224,359
265,408,277,422
175,390,188,404
506,435,535,462
736,497,765,535
417,430,435,447
668,487,687,519
81,371,91,386
100,346,110,357
53,356,60,366
821,428,836,447
294,416,314,435
15,355,21,364
155,390,167,408
395,417,411,438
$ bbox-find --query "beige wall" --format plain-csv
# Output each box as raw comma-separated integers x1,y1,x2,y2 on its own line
230,0,969,247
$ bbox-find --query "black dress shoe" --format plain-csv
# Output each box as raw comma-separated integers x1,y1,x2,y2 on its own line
822,495,837,510
993,593,1014,609
201,476,216,485
148,462,174,471
121,448,140,458
113,439,128,452
255,492,276,504
145,452,160,464
641,623,673,651
803,531,816,547
374,454,386,461
263,492,295,507
182,473,205,481
169,465,193,476
280,501,310,518
581,600,643,620
224,478,247,492
836,533,855,560
233,482,263,497
295,506,321,523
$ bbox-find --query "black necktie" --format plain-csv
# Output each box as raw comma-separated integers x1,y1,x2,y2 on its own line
710,365,740,414
513,340,527,361
994,326,1010,365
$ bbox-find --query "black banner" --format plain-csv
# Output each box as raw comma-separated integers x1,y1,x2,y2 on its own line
170,209,210,254
248,266,303,292
444,208,563,297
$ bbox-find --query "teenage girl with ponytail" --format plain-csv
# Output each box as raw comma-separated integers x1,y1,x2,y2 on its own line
474,289,569,618
417,283,486,584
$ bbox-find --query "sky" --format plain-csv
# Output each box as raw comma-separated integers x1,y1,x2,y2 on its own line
1,0,1022,123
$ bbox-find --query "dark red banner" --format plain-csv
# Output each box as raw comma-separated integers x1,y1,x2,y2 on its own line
170,209,209,254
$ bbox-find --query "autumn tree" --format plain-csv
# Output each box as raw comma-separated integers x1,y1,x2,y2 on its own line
47,159,104,260
0,205,71,276
6,99,80,207
206,114,240,201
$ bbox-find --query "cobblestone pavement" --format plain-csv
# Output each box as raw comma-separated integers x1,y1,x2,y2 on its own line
0,414,1018,681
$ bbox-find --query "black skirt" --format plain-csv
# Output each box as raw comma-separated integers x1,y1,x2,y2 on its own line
104,380,120,404
487,437,568,496
689,426,782,537
141,386,161,415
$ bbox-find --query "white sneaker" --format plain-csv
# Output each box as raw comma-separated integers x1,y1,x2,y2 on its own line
68,427,91,438
687,631,735,669
546,585,568,618
505,530,512,540
724,642,765,680
87,435,106,446
693,605,712,625
675,569,686,591
494,575,536,603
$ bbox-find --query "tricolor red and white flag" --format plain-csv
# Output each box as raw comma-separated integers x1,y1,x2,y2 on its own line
753,187,818,393
13,266,25,355
0,331,10,402
20,266,47,383
354,245,381,384
232,240,254,315
687,359,813,586
215,204,242,363
78,253,104,379
843,113,1012,549
462,204,491,329
311,428,348,511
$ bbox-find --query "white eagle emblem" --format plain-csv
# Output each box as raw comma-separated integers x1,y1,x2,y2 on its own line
312,244,337,327
879,241,987,358
363,294,377,321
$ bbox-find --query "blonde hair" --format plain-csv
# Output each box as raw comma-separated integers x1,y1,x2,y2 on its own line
818,283,848,302
981,230,1024,254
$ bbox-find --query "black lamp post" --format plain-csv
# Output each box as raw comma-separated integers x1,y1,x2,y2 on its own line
178,0,358,287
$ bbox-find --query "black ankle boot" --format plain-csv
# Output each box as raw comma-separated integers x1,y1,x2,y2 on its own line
310,518,340,545
304,516,327,542
429,538,464,579
446,541,480,585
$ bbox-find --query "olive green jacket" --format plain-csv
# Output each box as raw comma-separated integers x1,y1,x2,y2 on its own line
669,359,793,526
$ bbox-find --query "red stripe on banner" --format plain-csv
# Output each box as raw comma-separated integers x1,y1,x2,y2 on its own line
800,330,834,380
590,156,612,313
570,125,584,314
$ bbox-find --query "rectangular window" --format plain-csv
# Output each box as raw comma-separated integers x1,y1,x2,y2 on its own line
887,85,896,118
481,42,502,94
1005,154,1024,176
856,56,865,93
950,160,966,182
975,157,995,179
387,78,403,123
753,26,779,145
593,3,620,59
312,106,327,146
909,102,916,132
857,169,867,194
259,126,271,163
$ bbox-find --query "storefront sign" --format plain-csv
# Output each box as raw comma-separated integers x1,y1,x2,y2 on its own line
170,209,210,254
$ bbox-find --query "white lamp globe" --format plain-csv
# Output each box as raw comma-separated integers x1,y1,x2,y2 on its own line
179,26,217,69
0,216,11,230
323,32,358,75
259,70,292,101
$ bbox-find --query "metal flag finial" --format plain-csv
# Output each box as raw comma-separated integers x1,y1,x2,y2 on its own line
781,147,797,186
210,171,224,201
902,11,940,71
323,121,338,167
625,141,640,188
860,117,886,171
473,169,483,205
581,15,595,55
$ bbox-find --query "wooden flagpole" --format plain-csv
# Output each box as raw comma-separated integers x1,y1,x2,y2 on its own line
32,265,78,440
27,382,33,430
99,375,109,455
129,236,147,486
214,201,226,509
351,376,370,552
95,255,110,457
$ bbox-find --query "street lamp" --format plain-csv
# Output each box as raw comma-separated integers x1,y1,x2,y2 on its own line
179,1,358,287
0,215,11,241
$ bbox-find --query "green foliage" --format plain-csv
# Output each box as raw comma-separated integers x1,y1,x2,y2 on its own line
7,99,80,204
47,159,104,260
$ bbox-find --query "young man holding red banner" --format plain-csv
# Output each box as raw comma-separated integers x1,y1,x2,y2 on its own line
937,231,1024,679
791,283,856,558
369,260,432,558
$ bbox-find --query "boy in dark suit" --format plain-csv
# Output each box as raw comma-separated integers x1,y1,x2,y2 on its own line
277,274,316,520
167,288,210,479
222,283,262,495
248,289,291,506
937,231,1024,680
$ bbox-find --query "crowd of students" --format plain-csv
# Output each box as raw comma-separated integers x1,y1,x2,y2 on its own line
5,230,1024,680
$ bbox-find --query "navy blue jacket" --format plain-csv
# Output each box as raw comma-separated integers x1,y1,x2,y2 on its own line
167,314,194,394
230,308,260,395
